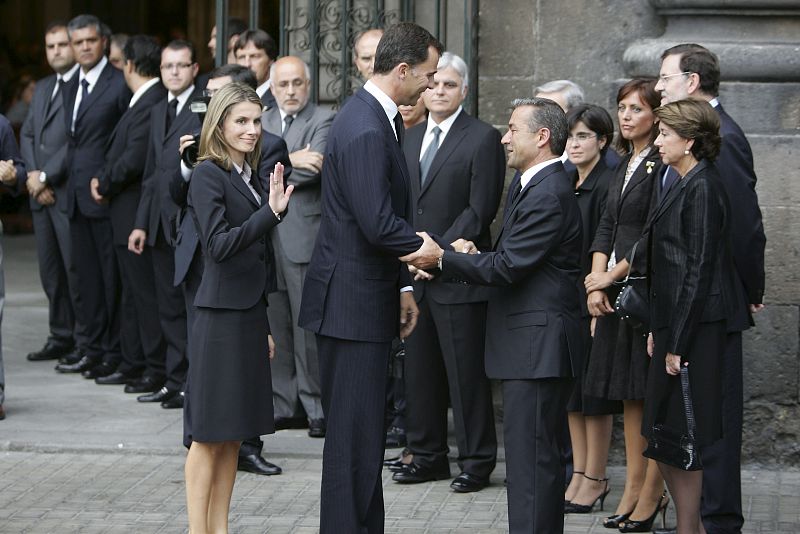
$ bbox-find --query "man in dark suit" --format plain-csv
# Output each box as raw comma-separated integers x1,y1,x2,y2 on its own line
170,64,293,475
233,29,278,110
405,97,583,533
20,21,87,365
88,36,167,388
298,22,443,533
262,56,335,438
393,52,503,492
654,43,766,534
55,14,131,377
126,40,200,407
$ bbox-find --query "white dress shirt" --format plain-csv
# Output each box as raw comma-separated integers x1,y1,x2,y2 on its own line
363,79,400,141
72,55,108,130
519,157,562,190
418,107,462,160
53,63,79,100
128,77,160,108
256,79,271,99
232,161,261,204
168,84,195,116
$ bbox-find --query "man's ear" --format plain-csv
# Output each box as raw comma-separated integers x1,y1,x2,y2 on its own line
686,72,701,96
396,62,409,79
538,127,551,149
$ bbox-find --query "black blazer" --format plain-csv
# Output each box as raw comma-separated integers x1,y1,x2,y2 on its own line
19,74,70,212
404,111,505,305
646,160,745,357
97,82,167,245
188,160,279,309
590,149,661,276
135,89,202,245
441,161,584,380
715,104,766,316
63,62,132,218
299,88,423,343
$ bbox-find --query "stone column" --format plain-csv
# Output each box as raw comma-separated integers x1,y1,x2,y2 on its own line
624,0,800,464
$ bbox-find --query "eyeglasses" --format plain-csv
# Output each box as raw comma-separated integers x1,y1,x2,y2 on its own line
566,133,597,142
160,63,194,71
659,71,692,83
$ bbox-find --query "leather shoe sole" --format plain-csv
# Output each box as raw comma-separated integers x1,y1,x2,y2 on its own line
392,463,450,484
237,454,282,475
450,472,489,493
161,392,184,409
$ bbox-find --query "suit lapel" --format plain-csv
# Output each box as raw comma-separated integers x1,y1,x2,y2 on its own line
284,108,309,150
419,112,469,196
619,149,657,205
62,77,78,134
495,162,560,247
166,98,192,139
356,90,412,189
75,63,112,125
263,107,282,138
406,125,424,198
649,160,707,224
42,77,61,126
229,167,261,209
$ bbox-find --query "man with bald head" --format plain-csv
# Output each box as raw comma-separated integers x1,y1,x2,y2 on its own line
262,56,334,438
353,28,383,80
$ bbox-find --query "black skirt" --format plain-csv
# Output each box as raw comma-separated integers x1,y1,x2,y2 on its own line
583,284,650,401
184,298,275,444
642,321,725,449
567,319,623,415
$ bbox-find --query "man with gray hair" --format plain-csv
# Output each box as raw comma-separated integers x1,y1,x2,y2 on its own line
403,97,583,532
391,51,503,493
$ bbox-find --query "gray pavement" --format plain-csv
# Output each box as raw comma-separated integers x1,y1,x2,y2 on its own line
1,234,798,533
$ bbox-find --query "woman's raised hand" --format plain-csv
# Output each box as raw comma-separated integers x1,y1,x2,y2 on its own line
268,162,294,216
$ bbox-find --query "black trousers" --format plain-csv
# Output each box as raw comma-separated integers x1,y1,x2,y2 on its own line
317,334,391,534
151,232,188,391
503,377,572,534
701,332,744,533
69,210,120,365
404,297,496,477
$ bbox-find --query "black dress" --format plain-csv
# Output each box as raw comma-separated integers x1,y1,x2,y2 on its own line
642,161,741,448
566,159,622,416
584,148,661,401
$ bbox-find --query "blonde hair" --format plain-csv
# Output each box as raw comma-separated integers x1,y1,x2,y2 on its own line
198,82,263,171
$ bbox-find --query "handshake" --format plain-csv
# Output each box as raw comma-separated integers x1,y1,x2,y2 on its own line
399,232,479,281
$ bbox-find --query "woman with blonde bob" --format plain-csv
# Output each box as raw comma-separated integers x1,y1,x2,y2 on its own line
644,99,740,534
183,82,293,533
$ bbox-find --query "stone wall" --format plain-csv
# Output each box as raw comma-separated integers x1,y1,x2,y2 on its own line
477,0,800,465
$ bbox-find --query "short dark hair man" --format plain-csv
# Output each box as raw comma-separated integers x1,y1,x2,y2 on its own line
405,97,583,533
655,43,766,534
20,20,85,364
88,35,168,390
56,13,131,376
233,29,278,108
298,22,442,533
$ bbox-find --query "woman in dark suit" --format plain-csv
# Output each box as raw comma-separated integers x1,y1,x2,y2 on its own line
183,82,293,533
583,79,668,531
562,104,624,514
644,99,738,534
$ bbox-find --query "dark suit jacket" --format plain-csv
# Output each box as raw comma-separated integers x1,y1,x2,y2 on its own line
261,88,276,111
19,74,70,212
404,111,505,304
590,149,661,276
715,104,766,314
0,114,26,195
646,160,745,357
135,88,202,245
63,62,132,218
97,82,167,245
441,161,584,380
299,88,423,343
188,159,279,309
262,102,335,264
171,131,292,287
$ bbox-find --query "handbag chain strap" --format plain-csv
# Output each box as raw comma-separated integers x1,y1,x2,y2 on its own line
679,366,696,440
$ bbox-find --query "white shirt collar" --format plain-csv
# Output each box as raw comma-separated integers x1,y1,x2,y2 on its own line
168,84,195,115
232,160,252,179
278,108,297,123
426,106,462,138
128,78,160,108
256,79,271,98
59,63,79,83
78,56,108,90
519,157,562,189
363,79,400,140
709,97,719,108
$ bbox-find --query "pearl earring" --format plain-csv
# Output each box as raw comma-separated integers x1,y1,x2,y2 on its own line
684,149,690,155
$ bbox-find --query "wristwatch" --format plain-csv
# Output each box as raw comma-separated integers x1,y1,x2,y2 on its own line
38,171,47,184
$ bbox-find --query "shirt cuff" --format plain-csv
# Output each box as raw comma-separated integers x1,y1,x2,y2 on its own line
400,286,413,293
180,161,192,181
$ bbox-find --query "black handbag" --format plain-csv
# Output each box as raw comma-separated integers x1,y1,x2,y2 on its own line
614,241,649,328
643,366,703,471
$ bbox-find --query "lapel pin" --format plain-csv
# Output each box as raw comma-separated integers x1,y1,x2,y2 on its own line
645,161,655,174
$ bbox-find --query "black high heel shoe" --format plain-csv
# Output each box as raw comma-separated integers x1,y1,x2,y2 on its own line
564,471,584,507
618,491,669,533
564,474,610,513
602,510,632,529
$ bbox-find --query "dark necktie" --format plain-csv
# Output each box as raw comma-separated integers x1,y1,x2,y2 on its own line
393,112,404,147
52,78,65,102
661,166,678,200
73,79,90,130
419,126,441,186
166,98,179,132
282,115,294,137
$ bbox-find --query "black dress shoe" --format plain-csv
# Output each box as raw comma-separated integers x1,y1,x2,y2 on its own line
385,425,407,448
237,454,282,475
27,341,73,361
384,449,413,472
95,371,140,385
161,391,184,409
82,362,117,379
308,418,326,438
274,416,308,430
124,376,164,394
450,472,489,493
58,348,85,366
137,386,177,403
392,462,450,484
55,355,97,374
